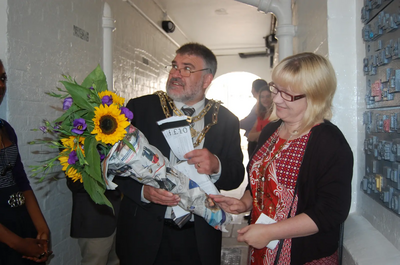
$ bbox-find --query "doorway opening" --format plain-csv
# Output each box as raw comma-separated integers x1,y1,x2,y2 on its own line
207,71,261,199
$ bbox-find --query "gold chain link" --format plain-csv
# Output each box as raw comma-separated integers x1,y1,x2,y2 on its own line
155,91,221,147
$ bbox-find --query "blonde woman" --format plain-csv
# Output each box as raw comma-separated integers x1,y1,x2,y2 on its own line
211,52,353,265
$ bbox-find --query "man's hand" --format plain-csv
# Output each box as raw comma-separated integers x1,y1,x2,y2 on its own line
184,148,219,175
143,185,180,206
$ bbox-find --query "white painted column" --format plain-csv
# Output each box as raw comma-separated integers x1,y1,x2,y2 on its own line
102,2,115,91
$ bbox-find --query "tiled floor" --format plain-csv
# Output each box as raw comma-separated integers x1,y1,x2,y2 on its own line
221,213,250,265
220,173,250,265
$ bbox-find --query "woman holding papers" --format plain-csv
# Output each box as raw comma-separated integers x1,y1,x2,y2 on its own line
210,52,353,265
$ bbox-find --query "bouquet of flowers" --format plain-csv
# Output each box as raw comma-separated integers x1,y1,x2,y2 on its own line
30,66,232,231
29,65,134,208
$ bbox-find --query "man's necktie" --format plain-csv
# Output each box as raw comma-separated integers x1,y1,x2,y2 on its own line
181,107,196,140
181,107,195,117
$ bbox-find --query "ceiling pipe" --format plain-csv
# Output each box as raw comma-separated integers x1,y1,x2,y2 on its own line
235,0,295,62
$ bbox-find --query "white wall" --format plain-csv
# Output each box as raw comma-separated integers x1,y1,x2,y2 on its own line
293,0,328,55
293,0,360,216
294,0,400,263
1,0,181,264
5,1,105,264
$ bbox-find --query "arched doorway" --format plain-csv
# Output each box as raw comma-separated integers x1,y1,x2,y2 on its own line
207,71,261,199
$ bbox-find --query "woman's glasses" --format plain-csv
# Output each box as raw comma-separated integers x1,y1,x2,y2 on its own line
269,82,306,102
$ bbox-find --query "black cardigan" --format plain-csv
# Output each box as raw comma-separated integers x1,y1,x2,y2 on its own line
253,120,353,264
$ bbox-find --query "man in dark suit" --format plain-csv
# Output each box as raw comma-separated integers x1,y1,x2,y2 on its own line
115,43,244,265
67,178,121,265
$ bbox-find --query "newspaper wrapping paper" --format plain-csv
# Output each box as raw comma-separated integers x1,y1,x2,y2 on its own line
101,125,232,231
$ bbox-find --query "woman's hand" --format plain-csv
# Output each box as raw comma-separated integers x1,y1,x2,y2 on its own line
21,190,52,261
33,230,52,262
236,213,320,250
1,223,51,261
208,194,248,214
209,190,253,214
21,235,52,263
237,224,271,249
12,237,48,259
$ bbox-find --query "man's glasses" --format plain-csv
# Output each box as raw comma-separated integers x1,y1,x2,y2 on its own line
165,65,210,77
1,163,13,176
269,82,306,102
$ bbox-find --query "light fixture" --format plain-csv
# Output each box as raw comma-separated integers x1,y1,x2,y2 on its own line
162,20,175,33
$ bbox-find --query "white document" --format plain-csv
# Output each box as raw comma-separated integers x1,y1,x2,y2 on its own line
174,161,220,195
157,116,221,217
170,162,220,218
255,213,279,249
157,116,193,161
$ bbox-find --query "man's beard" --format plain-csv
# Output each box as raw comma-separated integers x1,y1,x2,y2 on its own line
167,78,202,103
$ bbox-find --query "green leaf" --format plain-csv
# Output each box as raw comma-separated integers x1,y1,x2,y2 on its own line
54,104,80,123
122,138,136,153
81,65,108,92
81,171,113,211
60,81,94,111
84,136,103,184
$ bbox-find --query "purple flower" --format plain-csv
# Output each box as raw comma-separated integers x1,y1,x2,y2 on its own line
53,122,62,133
89,86,94,90
68,150,78,165
120,107,133,120
71,118,87,135
39,126,48,133
102,95,113,106
98,150,106,161
63,97,73,110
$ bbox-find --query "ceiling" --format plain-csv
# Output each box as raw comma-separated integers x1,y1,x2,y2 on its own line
153,0,274,56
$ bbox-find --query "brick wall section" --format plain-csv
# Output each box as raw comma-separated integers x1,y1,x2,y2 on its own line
3,0,179,264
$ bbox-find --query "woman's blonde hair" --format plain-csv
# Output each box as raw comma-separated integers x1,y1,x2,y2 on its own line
269,52,337,132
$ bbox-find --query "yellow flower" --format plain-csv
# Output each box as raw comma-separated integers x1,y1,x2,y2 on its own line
58,154,83,182
91,103,130,145
61,136,85,152
98,91,125,106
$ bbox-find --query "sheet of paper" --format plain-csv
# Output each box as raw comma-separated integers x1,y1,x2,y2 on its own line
255,213,279,249
172,205,189,218
157,116,193,160
173,161,220,195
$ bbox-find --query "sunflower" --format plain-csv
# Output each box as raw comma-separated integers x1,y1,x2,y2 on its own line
61,136,85,151
98,91,125,106
58,154,83,182
91,103,130,144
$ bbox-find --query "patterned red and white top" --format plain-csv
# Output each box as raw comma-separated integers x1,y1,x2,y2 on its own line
248,129,338,265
